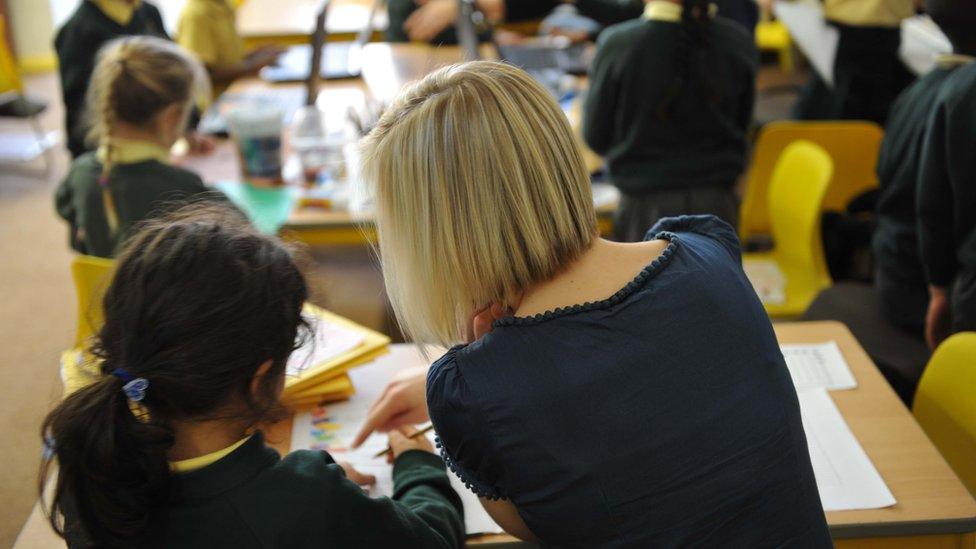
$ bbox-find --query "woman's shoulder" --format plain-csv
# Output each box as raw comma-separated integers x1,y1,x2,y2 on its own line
646,215,742,262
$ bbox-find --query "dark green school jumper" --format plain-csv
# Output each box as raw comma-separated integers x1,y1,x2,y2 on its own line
64,432,465,548
583,11,757,241
55,153,218,258
53,1,169,158
917,61,976,333
873,58,972,335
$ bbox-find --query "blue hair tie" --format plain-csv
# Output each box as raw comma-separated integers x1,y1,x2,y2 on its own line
111,368,149,402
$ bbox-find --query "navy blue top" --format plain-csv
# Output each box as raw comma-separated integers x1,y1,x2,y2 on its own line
427,216,831,548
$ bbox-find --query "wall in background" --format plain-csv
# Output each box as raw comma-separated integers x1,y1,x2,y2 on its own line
7,0,56,71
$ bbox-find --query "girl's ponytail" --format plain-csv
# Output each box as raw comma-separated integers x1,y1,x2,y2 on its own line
40,203,309,546
658,0,718,118
40,369,173,546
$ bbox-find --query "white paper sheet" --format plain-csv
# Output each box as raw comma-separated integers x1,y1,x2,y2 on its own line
286,313,365,378
774,0,840,86
290,345,504,536
743,259,786,305
900,15,952,76
780,341,857,391
798,389,896,511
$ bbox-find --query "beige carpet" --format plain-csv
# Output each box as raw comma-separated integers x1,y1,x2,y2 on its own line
0,72,75,547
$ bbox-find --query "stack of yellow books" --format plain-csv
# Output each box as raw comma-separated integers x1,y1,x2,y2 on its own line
281,304,390,409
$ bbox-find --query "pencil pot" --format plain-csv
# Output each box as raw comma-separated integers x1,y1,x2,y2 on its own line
226,107,284,182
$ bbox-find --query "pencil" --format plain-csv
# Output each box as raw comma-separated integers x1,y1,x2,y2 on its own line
373,424,435,458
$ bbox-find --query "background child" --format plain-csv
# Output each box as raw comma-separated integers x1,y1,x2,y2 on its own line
793,0,916,124
583,0,757,241
177,0,283,97
873,0,975,337
55,0,170,158
916,13,976,348
39,203,464,548
55,36,219,259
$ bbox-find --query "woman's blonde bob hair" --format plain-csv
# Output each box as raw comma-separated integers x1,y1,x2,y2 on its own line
361,61,598,347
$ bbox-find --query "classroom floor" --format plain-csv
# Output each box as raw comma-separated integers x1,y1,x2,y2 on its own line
0,72,74,547
0,60,807,545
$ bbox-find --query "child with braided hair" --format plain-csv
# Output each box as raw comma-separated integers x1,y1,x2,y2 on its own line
584,0,757,241
55,36,225,258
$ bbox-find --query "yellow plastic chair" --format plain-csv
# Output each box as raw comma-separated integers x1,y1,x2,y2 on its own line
742,141,833,318
0,15,22,94
913,332,976,495
59,256,115,396
756,20,794,74
739,121,884,243
71,255,115,348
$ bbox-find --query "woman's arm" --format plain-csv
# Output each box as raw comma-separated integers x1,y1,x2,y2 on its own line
480,498,540,542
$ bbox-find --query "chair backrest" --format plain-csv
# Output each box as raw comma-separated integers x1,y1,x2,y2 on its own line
71,255,115,348
767,140,833,286
913,332,976,495
740,120,884,241
0,15,23,94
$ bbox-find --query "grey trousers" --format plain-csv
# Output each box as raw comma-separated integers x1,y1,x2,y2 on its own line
613,187,739,242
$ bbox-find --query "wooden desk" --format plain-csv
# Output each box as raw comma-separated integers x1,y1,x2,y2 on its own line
177,70,614,245
13,322,976,547
238,0,389,46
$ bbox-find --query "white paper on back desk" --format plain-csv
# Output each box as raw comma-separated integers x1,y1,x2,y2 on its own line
798,389,896,511
780,341,857,391
290,346,504,536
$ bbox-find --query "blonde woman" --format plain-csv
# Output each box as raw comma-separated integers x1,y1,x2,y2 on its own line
356,61,831,546
55,36,222,258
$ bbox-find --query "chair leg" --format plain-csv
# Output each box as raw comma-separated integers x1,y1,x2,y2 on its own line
18,93,53,175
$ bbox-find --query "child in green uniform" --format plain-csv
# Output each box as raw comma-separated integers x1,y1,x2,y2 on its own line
55,0,170,158
39,204,464,548
177,0,282,97
916,0,976,349
873,0,975,337
583,0,757,241
55,36,217,259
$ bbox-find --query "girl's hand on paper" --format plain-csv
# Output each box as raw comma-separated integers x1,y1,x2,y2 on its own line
339,461,376,487
387,426,435,463
352,367,429,448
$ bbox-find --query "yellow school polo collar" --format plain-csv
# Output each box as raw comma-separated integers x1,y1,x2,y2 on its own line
935,53,976,70
170,436,252,473
91,0,142,26
97,137,171,165
643,1,718,22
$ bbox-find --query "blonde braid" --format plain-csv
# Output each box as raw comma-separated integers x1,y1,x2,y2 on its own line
92,45,131,236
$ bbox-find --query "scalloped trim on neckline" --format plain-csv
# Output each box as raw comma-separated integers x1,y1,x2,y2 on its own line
494,232,680,328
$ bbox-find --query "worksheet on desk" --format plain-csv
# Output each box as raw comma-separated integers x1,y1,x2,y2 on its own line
797,389,896,511
285,314,365,378
780,341,857,391
291,397,504,535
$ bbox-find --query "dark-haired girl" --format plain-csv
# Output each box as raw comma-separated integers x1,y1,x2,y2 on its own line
39,204,464,548
583,0,757,241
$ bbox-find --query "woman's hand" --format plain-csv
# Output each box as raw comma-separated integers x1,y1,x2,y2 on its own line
352,367,429,448
925,285,951,350
465,302,512,343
